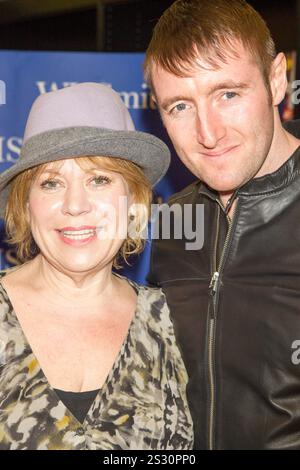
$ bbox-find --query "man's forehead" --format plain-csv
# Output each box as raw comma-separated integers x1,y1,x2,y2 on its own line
153,64,254,91
153,38,260,77
154,51,256,79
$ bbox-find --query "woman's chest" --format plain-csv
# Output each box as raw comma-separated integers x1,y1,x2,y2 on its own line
5,293,134,391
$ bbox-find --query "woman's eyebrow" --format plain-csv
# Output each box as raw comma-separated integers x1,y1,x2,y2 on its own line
40,169,61,176
40,167,102,176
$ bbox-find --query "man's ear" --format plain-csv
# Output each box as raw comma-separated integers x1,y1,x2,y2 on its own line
151,93,157,105
269,52,288,106
150,93,158,111
150,92,166,127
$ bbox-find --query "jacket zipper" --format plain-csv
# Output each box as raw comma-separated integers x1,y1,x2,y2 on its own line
207,196,239,450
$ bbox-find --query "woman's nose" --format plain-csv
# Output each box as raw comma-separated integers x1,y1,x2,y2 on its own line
61,183,92,216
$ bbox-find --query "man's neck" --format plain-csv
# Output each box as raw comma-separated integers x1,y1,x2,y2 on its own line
255,126,300,180
218,121,300,220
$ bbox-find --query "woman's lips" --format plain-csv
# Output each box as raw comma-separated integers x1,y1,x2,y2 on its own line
58,225,97,231
57,230,97,246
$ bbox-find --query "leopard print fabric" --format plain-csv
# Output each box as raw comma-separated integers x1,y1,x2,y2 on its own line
0,267,193,450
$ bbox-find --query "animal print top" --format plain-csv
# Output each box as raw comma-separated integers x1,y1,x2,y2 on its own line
0,267,193,450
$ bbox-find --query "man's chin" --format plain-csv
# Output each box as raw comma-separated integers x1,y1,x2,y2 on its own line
204,179,239,194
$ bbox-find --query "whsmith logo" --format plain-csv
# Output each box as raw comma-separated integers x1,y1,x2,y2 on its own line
36,81,156,110
0,136,21,163
0,80,6,105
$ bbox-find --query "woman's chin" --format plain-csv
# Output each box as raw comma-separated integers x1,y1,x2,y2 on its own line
55,258,105,274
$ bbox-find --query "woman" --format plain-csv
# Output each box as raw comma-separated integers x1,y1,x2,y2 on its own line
0,83,193,450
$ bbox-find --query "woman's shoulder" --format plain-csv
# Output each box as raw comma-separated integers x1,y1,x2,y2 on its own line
114,272,170,323
125,278,190,386
127,280,175,335
0,265,22,296
0,267,13,298
136,282,166,303
0,265,30,321
0,264,23,278
113,272,160,294
0,267,19,340
123,275,167,309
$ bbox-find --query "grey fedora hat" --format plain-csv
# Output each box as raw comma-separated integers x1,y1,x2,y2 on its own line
0,82,170,218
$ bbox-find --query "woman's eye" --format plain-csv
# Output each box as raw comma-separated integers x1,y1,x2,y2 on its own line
90,175,111,186
40,179,61,190
39,175,111,190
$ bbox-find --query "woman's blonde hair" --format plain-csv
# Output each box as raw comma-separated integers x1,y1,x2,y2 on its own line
4,156,152,269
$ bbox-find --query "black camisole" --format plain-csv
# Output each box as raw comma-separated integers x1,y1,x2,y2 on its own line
54,388,100,424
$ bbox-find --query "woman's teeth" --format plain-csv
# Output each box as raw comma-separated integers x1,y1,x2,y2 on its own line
62,229,96,240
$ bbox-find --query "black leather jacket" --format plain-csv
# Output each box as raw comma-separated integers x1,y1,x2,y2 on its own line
148,120,300,449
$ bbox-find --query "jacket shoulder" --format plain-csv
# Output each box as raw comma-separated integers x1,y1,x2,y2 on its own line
167,180,200,205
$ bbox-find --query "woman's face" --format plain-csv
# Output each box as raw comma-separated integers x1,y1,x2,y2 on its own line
27,158,131,274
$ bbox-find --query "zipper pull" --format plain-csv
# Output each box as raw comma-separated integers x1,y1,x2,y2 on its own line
209,271,220,295
225,190,238,215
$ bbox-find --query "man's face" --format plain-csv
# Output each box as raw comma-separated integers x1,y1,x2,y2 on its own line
151,43,277,194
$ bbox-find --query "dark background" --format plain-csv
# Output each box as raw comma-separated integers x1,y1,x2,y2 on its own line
0,0,297,53
0,0,298,115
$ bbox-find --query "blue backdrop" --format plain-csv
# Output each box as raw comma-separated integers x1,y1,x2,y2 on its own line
0,50,195,283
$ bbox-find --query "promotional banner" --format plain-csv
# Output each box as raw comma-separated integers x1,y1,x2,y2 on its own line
0,51,195,283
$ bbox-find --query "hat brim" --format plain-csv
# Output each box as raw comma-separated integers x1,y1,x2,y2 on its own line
0,126,171,219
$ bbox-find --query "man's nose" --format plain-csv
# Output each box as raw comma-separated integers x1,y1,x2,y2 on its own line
195,108,226,148
61,183,92,216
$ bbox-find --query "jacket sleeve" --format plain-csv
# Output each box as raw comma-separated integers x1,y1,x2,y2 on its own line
146,237,160,287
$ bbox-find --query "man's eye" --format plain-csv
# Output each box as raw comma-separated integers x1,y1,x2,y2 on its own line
223,91,238,100
171,103,188,114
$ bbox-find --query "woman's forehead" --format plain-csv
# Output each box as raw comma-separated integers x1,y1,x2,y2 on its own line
36,158,128,186
40,158,103,173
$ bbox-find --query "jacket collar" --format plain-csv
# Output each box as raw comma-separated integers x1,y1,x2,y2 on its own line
198,119,300,202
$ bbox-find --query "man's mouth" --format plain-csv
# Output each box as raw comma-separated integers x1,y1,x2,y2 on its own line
201,145,239,158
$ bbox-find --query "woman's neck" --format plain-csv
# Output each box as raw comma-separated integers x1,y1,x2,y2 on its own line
23,255,121,310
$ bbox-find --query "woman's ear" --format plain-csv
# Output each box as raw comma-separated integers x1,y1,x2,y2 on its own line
128,202,136,222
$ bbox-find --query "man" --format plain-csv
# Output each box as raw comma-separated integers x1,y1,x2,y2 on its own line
145,0,300,449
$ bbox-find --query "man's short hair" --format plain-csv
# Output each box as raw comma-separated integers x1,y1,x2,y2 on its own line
144,0,276,90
